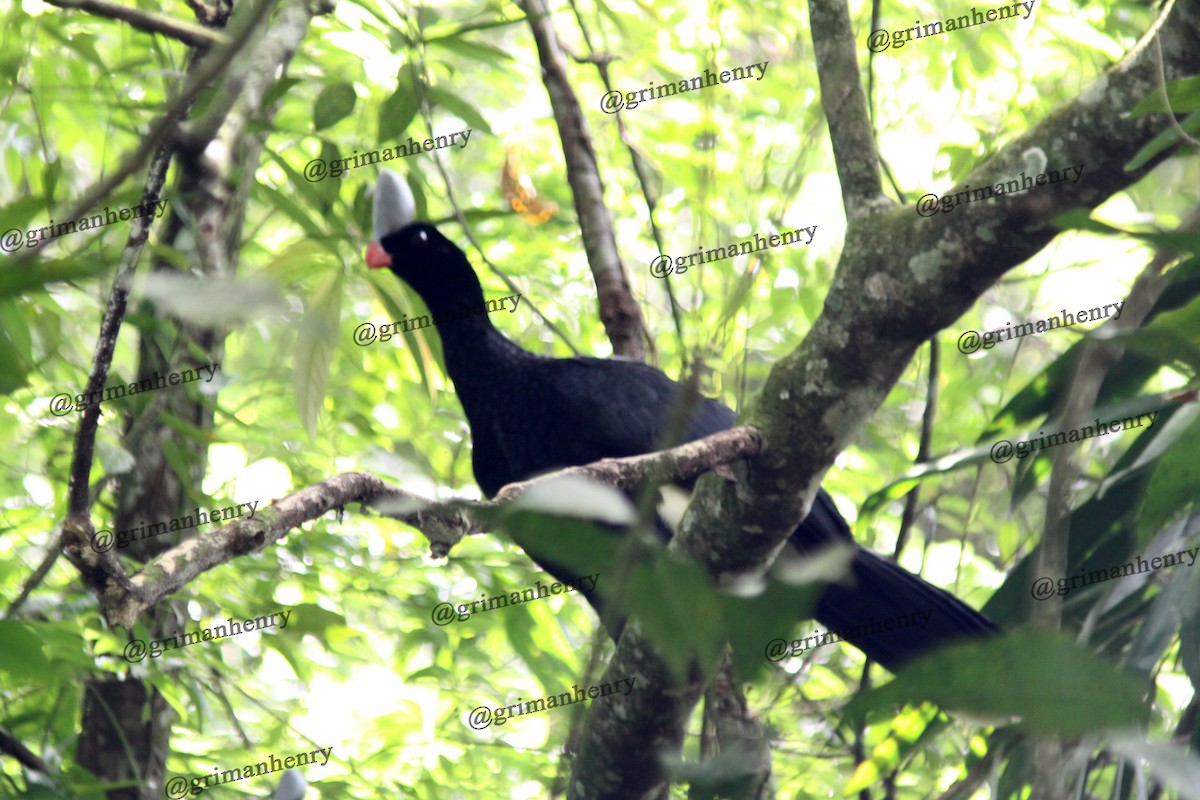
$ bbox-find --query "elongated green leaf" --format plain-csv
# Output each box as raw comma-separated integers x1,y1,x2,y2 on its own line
429,36,515,67
427,86,493,134
0,258,109,299
294,271,343,437
844,631,1149,736
1131,76,1200,117
1125,110,1200,171
0,621,50,679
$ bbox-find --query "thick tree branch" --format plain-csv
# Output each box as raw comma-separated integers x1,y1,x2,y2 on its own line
809,0,884,215
65,428,758,630
682,0,1200,579
568,0,1200,794
559,10,684,356
519,0,649,360
43,0,228,47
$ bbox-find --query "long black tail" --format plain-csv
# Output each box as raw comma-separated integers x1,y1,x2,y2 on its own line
787,490,998,672
516,486,998,668
811,547,999,672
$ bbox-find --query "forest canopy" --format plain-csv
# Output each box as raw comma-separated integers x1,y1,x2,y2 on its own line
2,0,1200,798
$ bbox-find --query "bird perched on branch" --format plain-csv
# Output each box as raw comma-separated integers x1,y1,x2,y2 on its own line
365,170,997,671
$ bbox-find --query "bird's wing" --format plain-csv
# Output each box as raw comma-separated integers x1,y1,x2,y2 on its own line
547,356,737,461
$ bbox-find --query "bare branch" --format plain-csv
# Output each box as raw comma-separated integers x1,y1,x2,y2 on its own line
43,0,228,47
492,425,760,503
519,0,649,360
64,427,759,630
809,0,885,215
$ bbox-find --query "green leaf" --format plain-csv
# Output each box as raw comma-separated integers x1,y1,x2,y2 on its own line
628,551,726,680
1051,209,1200,254
427,86,493,134
293,271,343,437
0,258,109,300
422,16,525,40
1131,76,1200,117
1126,109,1200,171
844,631,1149,736
254,181,328,242
40,158,63,205
493,510,627,611
378,72,421,142
1131,407,1200,541
313,82,358,131
724,546,845,682
1125,566,1191,679
0,299,33,394
260,238,339,286
271,603,346,638
0,621,51,679
263,76,301,110
428,36,515,68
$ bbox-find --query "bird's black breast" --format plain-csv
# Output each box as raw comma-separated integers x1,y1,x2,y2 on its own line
462,355,735,497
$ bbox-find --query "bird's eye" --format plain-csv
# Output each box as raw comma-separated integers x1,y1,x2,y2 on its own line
417,230,427,242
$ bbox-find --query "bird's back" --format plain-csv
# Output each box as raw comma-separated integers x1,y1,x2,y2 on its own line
460,348,736,497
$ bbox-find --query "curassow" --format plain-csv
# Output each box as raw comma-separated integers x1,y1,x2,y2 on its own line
365,171,997,670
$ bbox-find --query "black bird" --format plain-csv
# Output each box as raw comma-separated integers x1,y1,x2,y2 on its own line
365,171,997,671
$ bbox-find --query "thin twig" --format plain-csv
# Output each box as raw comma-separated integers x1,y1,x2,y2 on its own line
2,545,60,621
1152,1,1200,150
0,725,51,775
519,0,649,360
565,0,681,361
895,340,939,557
11,0,272,268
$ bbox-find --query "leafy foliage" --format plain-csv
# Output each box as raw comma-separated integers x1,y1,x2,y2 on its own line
1,0,1198,797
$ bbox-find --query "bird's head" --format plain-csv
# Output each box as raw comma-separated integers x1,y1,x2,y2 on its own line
365,171,483,309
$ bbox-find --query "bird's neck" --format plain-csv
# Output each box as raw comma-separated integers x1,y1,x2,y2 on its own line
436,313,532,396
